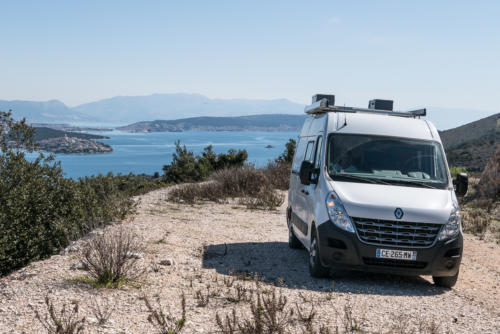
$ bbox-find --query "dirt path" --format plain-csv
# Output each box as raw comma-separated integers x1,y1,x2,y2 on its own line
0,187,498,333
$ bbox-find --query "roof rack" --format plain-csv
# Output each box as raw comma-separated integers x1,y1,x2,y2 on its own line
305,97,426,118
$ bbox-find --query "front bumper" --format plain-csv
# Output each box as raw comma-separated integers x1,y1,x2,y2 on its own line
317,220,462,277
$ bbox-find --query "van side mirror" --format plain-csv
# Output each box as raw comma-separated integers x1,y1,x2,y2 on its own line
299,160,314,185
453,173,468,197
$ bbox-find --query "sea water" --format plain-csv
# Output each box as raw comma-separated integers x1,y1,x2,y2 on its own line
28,131,298,179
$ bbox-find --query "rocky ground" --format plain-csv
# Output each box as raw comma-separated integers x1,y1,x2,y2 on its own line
0,187,499,333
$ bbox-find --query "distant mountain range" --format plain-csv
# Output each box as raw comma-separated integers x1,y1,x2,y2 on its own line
0,93,496,130
0,94,304,125
117,114,306,132
73,94,304,123
0,100,94,123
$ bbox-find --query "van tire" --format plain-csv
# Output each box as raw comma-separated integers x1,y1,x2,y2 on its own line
309,232,329,278
433,271,459,288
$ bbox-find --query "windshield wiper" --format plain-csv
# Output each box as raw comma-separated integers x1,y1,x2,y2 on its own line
332,173,391,185
384,179,439,189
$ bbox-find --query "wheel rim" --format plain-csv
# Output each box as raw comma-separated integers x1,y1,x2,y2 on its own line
310,238,317,266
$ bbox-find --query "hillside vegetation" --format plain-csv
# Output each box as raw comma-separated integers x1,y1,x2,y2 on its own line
117,114,306,132
0,111,163,275
440,113,499,171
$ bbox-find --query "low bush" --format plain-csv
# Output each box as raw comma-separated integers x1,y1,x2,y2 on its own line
32,295,86,334
462,208,491,236
142,293,187,334
263,162,291,190
216,289,293,334
169,166,285,210
78,228,143,287
168,182,225,204
239,185,285,210
89,297,114,325
478,146,499,201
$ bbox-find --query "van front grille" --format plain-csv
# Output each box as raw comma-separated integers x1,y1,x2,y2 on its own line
362,257,427,269
352,217,441,248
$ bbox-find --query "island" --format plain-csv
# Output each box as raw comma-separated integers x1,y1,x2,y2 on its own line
33,126,113,154
37,136,113,154
116,114,306,133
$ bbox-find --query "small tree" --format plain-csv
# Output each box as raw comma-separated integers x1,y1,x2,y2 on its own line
162,140,200,183
276,138,296,164
162,141,248,183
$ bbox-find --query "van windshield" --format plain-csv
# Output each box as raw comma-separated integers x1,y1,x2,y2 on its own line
327,134,449,189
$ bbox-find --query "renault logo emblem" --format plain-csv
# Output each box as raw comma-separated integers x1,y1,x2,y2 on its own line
394,208,404,219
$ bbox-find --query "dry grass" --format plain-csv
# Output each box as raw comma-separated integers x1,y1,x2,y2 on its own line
142,293,187,334
77,228,143,288
216,288,293,334
169,165,286,210
478,145,499,201
32,296,86,334
89,297,114,326
462,208,491,236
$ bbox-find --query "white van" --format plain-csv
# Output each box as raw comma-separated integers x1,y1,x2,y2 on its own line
287,94,468,288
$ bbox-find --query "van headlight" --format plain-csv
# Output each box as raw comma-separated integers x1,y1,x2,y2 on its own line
438,205,461,241
326,192,355,233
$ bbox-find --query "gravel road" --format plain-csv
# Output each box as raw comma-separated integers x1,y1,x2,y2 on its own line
0,187,498,333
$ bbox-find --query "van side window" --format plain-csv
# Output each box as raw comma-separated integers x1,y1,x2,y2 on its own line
291,138,308,173
304,141,315,162
314,136,323,169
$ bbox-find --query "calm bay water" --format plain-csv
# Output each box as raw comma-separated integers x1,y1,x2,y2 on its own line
34,131,298,179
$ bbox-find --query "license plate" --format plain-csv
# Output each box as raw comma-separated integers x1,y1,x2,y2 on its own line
376,249,417,261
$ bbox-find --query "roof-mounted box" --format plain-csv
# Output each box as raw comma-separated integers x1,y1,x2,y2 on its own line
368,99,393,111
312,94,335,106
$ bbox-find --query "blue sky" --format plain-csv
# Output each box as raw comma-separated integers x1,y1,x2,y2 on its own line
0,1,498,112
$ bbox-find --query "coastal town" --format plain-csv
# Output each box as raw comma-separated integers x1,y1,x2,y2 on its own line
37,135,113,154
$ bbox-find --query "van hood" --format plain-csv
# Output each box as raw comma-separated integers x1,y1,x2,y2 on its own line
330,181,453,224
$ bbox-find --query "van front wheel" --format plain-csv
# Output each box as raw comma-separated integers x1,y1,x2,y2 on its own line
433,271,459,288
309,233,329,278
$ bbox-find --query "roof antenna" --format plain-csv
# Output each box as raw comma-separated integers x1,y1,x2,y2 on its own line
337,113,347,130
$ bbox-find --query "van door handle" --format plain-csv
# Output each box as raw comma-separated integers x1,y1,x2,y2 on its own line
301,189,309,195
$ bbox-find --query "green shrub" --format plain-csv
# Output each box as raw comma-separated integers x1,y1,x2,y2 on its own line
449,166,467,177
168,139,294,210
162,141,247,183
275,138,296,164
0,111,163,276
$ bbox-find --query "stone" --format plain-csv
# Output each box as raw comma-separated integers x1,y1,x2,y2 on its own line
70,263,86,271
159,258,175,266
127,252,142,259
